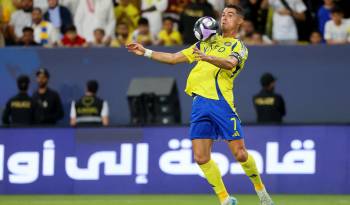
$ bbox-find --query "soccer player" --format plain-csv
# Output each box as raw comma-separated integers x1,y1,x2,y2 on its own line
126,4,275,205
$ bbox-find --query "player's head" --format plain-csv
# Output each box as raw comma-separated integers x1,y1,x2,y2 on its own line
36,68,50,89
17,75,30,92
87,80,99,95
260,73,276,91
220,4,244,34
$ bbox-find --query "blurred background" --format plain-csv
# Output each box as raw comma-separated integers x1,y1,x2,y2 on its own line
0,0,349,200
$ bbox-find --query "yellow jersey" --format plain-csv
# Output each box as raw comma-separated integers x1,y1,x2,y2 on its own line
181,35,248,112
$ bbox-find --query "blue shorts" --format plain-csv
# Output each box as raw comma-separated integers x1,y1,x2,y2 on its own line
190,95,244,141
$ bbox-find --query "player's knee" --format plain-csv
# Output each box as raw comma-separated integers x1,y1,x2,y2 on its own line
234,148,248,162
194,154,210,165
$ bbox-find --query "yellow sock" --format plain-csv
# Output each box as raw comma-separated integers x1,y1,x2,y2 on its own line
199,159,229,203
240,154,265,191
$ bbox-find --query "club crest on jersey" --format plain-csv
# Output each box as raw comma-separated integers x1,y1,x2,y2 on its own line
224,42,232,46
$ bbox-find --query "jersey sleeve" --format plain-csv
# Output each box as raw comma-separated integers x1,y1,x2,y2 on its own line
230,41,248,69
180,42,200,64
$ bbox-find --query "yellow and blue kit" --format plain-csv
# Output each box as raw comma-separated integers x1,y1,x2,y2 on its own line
181,34,248,140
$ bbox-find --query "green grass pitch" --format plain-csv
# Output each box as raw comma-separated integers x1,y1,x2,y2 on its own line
0,195,350,205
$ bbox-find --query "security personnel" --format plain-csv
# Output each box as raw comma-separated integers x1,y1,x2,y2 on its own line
32,68,64,125
253,73,286,123
2,75,35,126
70,80,109,127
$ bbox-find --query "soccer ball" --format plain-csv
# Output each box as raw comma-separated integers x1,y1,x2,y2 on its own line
193,16,219,41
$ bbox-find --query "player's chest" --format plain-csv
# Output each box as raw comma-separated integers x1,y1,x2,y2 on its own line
201,41,235,57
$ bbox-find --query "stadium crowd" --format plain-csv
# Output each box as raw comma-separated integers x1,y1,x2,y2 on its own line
0,0,350,47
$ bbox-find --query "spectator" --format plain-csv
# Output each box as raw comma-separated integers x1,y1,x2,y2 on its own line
114,0,140,33
157,17,183,46
70,80,109,127
16,26,39,46
2,75,35,126
43,0,73,35
59,0,79,17
240,20,272,45
318,0,335,37
32,68,64,125
60,25,87,47
244,0,269,34
179,0,215,45
253,73,286,123
89,28,109,47
249,32,265,45
129,17,154,46
110,22,131,47
9,0,33,41
309,31,323,44
269,0,307,44
31,7,59,46
140,0,168,37
74,0,115,42
324,7,350,45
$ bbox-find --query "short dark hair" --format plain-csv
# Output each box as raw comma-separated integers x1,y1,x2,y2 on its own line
17,75,30,91
32,7,42,13
138,17,149,26
22,27,34,33
87,80,99,94
163,16,174,23
331,7,343,14
36,68,50,78
225,4,244,17
65,25,77,33
94,28,105,35
260,73,276,87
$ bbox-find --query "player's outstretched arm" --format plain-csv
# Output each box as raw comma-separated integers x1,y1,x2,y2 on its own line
193,47,238,70
126,43,188,65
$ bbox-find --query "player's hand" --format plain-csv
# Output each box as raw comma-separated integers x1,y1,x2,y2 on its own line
126,43,146,56
193,47,211,62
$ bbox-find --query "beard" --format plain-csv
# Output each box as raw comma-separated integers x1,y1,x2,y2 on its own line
39,82,48,89
23,7,33,13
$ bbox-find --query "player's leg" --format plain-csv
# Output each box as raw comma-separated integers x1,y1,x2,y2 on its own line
190,96,236,204
192,139,233,204
209,98,274,205
193,139,237,205
227,139,274,205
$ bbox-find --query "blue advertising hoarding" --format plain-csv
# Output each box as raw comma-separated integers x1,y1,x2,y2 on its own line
0,126,349,194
